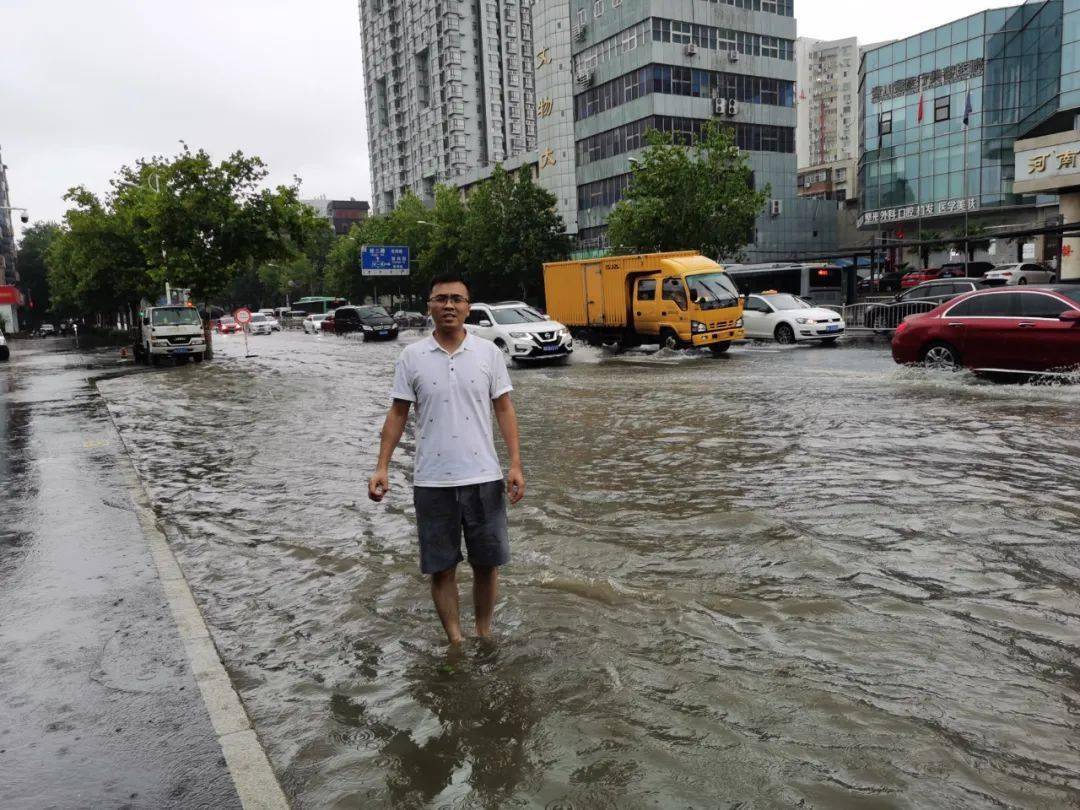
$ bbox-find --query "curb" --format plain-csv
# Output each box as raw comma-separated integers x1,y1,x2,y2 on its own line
99,390,291,810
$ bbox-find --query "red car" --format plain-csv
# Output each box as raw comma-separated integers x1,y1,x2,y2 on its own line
215,315,241,334
900,268,946,288
891,286,1080,374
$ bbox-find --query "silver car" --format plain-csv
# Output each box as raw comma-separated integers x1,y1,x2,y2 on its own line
982,263,1056,286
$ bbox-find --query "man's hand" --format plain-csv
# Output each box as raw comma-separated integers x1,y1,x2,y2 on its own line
507,464,525,505
369,468,390,502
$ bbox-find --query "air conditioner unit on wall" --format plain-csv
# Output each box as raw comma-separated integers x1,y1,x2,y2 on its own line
575,70,593,87
685,43,697,56
770,199,782,217
573,23,587,41
728,48,739,62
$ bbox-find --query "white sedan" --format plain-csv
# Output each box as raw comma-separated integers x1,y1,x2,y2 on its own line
742,292,845,344
302,313,330,334
248,313,274,335
982,263,1056,286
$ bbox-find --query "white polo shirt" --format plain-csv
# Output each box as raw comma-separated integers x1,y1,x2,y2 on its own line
390,332,513,488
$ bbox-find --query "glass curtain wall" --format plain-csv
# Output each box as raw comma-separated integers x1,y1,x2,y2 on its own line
859,3,1064,216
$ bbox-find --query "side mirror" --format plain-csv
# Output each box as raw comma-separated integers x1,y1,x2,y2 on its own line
479,319,492,327
1060,309,1080,323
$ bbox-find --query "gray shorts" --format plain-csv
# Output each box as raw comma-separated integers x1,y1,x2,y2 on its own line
413,480,510,575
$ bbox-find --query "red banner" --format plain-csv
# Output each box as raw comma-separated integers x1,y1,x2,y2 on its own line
0,286,24,306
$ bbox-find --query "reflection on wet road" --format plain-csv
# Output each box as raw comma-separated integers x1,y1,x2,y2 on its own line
96,330,1080,808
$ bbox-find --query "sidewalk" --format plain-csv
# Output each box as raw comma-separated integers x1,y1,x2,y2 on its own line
0,340,278,809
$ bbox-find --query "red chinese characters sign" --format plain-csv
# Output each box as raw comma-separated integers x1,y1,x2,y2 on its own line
0,286,24,306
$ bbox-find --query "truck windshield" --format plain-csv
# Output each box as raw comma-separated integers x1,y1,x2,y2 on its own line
152,308,202,326
687,273,740,310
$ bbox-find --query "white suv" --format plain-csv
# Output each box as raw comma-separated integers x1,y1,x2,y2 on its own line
465,302,572,362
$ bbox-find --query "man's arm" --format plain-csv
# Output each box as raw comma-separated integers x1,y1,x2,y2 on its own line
369,399,411,502
493,393,525,504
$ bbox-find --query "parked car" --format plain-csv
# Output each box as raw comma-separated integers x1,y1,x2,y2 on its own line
465,301,572,362
302,313,330,334
891,286,1080,374
866,279,985,330
331,305,399,340
742,292,845,344
248,312,273,335
37,323,57,337
900,268,947,288
982,262,1056,286
938,260,995,279
215,316,241,334
0,330,8,361
392,310,426,328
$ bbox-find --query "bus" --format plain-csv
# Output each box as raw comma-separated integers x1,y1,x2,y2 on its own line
290,296,349,315
722,262,854,305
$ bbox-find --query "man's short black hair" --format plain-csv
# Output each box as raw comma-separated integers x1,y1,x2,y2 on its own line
429,274,471,295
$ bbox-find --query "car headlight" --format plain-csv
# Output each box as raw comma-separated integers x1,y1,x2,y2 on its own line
152,339,169,346
509,331,529,338
191,337,204,344
795,317,809,324
690,320,707,334
559,328,570,337
735,318,743,328
361,324,371,331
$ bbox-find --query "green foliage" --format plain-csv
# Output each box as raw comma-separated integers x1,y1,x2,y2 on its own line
322,169,569,304
45,144,325,315
606,123,768,260
14,221,62,318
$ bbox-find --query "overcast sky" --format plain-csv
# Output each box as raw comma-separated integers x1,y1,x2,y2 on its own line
2,0,1018,242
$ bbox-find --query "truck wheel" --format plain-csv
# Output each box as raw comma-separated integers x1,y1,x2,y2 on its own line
150,354,161,367
192,352,203,363
659,328,679,350
709,341,731,356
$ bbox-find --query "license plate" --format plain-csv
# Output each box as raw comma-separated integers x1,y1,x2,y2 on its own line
826,324,840,332
379,330,388,336
170,347,189,353
543,345,559,353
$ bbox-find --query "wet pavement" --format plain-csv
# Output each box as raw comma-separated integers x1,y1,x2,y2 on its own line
8,329,1080,808
0,338,240,810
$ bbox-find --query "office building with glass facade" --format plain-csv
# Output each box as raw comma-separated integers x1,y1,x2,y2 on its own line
858,1,1071,250
572,0,837,259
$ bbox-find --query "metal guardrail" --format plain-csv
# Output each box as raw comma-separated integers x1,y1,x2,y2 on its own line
823,300,938,332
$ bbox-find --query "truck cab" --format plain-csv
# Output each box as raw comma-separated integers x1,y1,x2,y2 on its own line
135,305,206,365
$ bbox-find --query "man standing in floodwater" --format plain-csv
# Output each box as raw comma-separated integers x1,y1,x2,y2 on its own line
368,274,525,644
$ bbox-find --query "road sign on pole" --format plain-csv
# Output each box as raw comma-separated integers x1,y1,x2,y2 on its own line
234,308,253,357
361,245,410,276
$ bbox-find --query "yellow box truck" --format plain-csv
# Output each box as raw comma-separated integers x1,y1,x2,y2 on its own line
543,252,744,354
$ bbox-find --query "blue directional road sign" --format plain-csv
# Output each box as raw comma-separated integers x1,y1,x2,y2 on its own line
361,245,410,276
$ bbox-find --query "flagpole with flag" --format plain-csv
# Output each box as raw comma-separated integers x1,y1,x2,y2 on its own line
917,92,925,267
963,82,973,262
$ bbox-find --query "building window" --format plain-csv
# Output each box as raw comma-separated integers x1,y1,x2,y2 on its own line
577,7,586,25
594,0,603,17
878,111,892,136
934,95,950,123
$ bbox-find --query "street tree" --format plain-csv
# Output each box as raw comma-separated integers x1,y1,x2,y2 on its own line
46,144,324,324
606,123,768,260
14,221,61,320
460,166,571,300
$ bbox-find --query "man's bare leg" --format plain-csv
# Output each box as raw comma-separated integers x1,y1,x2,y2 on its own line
431,567,464,644
471,564,499,638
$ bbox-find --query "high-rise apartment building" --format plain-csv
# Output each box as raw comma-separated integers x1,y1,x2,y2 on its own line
796,37,859,168
359,0,836,260
0,147,16,285
359,0,539,213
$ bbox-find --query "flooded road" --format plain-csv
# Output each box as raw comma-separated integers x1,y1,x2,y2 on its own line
96,330,1080,808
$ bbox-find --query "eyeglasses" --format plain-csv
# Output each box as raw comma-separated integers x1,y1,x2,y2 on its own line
428,295,470,305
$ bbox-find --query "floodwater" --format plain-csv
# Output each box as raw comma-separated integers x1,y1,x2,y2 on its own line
96,330,1080,809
